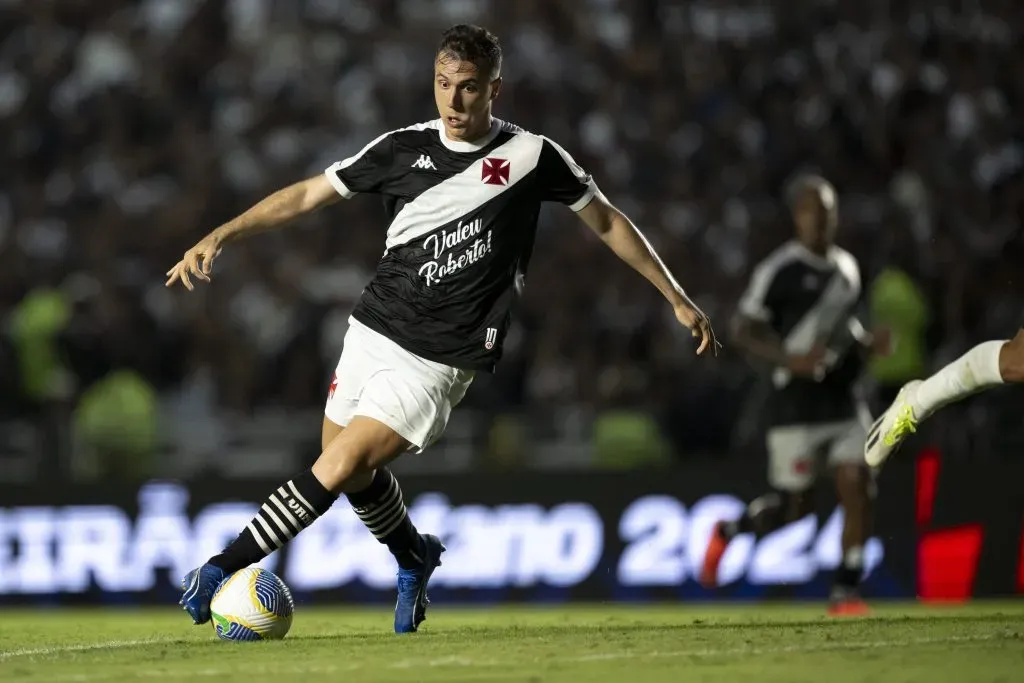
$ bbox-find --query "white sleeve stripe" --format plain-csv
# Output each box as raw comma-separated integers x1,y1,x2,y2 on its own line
322,129,392,198
737,298,771,321
541,135,597,211
335,130,393,172
737,245,798,320
321,121,436,199
737,266,775,318
543,136,590,176
324,162,355,198
569,179,599,212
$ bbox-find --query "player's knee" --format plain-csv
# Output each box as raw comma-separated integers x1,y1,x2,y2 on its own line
321,418,345,452
312,418,409,493
999,334,1024,383
312,443,374,492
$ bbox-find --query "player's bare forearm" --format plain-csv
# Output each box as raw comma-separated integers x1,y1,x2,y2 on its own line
167,175,339,290
576,196,690,309
210,175,340,245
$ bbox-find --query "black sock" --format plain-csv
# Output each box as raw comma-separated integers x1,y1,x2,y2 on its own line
834,546,864,591
209,469,338,574
346,467,424,570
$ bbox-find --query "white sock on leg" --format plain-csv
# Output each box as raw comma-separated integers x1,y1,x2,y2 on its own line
913,340,1007,416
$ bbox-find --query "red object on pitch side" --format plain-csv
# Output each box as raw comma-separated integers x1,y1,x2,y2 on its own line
700,522,729,589
915,448,941,526
914,448,984,601
827,598,871,617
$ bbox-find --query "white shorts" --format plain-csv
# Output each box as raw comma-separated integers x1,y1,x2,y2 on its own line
324,317,474,453
767,420,867,492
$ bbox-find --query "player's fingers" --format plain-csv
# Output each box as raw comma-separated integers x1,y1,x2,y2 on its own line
695,325,710,355
165,264,183,287
201,248,219,275
187,255,210,283
709,325,722,356
180,268,193,291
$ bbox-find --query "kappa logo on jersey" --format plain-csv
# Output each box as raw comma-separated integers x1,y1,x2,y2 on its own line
484,327,498,350
482,158,510,185
411,154,437,170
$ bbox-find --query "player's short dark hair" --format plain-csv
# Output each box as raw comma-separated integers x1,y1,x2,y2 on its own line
788,173,836,210
787,173,838,227
437,24,502,80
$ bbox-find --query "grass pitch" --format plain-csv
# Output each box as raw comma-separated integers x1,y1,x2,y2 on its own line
1,602,1022,682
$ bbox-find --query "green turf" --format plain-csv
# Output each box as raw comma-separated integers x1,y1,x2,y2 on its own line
1,603,1023,682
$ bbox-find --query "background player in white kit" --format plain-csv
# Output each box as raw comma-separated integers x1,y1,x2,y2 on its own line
166,24,719,634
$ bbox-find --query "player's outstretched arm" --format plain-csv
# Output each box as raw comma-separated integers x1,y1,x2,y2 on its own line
576,194,720,356
166,175,340,290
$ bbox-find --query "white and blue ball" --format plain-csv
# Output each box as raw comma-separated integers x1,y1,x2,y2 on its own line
209,567,294,641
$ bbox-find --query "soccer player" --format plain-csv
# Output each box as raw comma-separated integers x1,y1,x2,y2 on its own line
699,175,889,615
166,24,719,633
865,332,1024,466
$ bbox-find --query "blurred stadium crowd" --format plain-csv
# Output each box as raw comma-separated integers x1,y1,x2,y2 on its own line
0,0,1021,479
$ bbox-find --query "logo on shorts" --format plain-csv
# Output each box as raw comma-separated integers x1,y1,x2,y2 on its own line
484,327,498,350
328,372,338,399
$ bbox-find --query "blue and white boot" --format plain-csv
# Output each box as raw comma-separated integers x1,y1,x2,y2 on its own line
394,534,445,634
179,563,227,625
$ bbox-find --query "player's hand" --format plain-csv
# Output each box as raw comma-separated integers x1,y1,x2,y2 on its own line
674,302,721,357
787,344,828,379
165,235,223,291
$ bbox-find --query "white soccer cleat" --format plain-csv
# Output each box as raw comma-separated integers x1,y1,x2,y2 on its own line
864,380,923,468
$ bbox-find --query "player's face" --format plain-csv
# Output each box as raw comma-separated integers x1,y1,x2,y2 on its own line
793,189,833,251
434,56,500,142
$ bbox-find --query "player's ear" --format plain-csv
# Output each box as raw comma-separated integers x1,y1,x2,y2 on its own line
490,77,502,101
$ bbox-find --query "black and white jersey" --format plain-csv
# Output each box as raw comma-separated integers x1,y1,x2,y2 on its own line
324,118,597,372
737,241,865,424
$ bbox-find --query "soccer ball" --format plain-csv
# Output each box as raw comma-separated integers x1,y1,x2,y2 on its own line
209,567,295,641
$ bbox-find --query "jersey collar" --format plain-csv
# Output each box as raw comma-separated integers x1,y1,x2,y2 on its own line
789,240,837,268
437,118,502,152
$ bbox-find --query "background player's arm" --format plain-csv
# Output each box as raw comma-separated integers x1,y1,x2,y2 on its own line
732,314,826,377
732,261,827,377
166,176,339,290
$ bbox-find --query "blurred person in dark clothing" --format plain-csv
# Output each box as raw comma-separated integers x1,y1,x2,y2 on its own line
701,175,891,615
